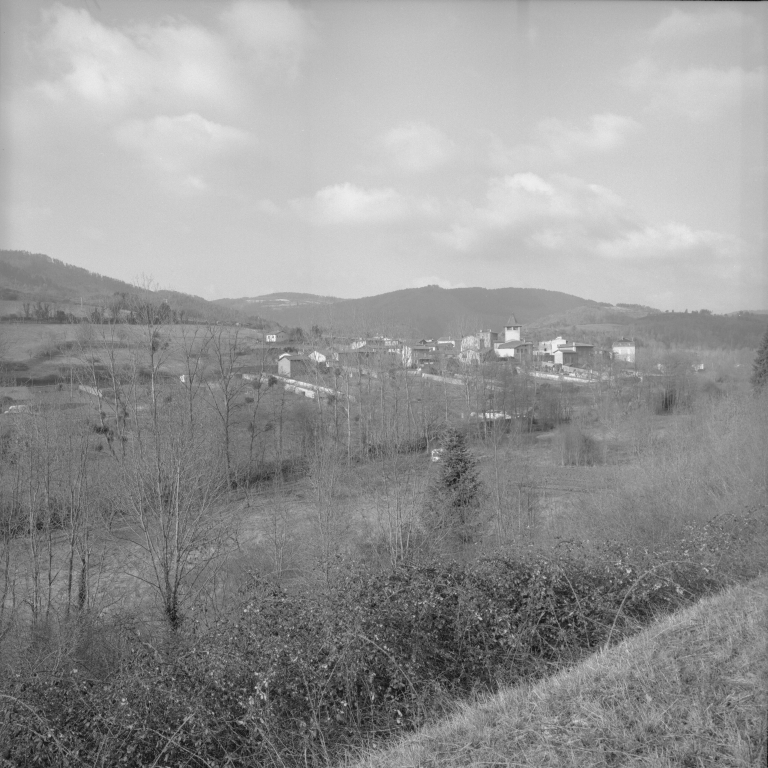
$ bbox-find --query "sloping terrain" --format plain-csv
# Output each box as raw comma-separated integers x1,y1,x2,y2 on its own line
346,576,768,768
630,311,768,350
224,285,602,338
216,292,343,314
0,250,137,303
0,250,265,326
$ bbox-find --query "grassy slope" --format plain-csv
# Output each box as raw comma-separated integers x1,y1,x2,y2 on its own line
346,577,768,768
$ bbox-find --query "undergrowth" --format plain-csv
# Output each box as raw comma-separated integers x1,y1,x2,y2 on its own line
2,520,751,768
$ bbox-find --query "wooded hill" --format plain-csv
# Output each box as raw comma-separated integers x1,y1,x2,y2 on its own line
3,250,765,348
527,306,767,351
0,250,265,326
629,311,768,350
216,285,604,339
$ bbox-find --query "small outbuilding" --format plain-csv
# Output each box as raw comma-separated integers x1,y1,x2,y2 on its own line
278,354,310,379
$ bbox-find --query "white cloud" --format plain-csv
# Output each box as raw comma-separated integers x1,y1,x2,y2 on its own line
625,56,764,122
114,113,252,191
35,4,236,111
432,172,751,310
434,172,739,271
33,1,311,113
219,0,313,80
596,223,739,265
435,173,632,251
655,66,763,121
294,183,440,225
541,114,640,155
380,121,455,173
650,8,744,42
492,113,640,170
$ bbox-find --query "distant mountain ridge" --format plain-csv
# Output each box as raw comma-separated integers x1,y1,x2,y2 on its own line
0,251,606,337
218,285,605,338
4,250,763,348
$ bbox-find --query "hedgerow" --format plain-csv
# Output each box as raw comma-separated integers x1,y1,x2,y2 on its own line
0,533,736,767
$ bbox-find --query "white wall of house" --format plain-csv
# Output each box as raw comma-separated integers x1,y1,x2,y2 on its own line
543,336,569,353
554,349,578,366
613,343,636,363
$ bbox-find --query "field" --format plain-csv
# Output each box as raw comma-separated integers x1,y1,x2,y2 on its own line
1,318,766,766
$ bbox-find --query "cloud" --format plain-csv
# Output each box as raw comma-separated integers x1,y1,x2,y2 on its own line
380,121,455,173
492,113,640,170
540,114,640,155
293,183,440,225
33,1,311,113
596,223,739,266
432,172,751,310
219,0,313,80
650,8,744,42
435,173,632,251
35,4,235,111
434,172,738,268
655,66,763,121
625,56,764,122
114,113,252,191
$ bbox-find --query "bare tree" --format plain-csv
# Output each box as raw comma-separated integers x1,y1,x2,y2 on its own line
121,377,230,631
205,326,248,487
176,325,212,435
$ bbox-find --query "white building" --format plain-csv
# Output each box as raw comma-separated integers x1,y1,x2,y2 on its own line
503,315,522,343
612,338,636,363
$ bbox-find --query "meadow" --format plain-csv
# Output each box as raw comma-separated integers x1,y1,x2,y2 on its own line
0,318,766,766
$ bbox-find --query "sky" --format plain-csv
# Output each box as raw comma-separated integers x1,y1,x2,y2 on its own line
1,0,766,312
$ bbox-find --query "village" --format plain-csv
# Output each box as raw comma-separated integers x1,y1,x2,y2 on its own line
249,315,638,402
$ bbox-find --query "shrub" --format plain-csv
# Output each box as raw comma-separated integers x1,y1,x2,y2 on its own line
0,543,740,767
555,425,603,466
422,428,482,545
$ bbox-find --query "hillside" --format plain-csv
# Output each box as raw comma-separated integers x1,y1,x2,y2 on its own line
221,285,602,338
524,306,768,351
0,250,138,303
629,311,768,350
0,250,267,326
216,292,342,314
347,576,768,768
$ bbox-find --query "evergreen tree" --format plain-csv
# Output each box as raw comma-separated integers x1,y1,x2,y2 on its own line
751,325,768,391
423,427,482,544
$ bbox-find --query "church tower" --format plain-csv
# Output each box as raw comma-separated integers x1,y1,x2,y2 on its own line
504,315,521,343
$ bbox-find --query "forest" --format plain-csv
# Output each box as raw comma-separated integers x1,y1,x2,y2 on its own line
0,306,767,766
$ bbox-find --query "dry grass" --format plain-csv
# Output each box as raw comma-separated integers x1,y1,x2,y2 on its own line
344,576,768,768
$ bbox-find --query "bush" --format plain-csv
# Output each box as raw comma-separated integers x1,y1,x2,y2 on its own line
1,546,725,768
555,425,604,466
